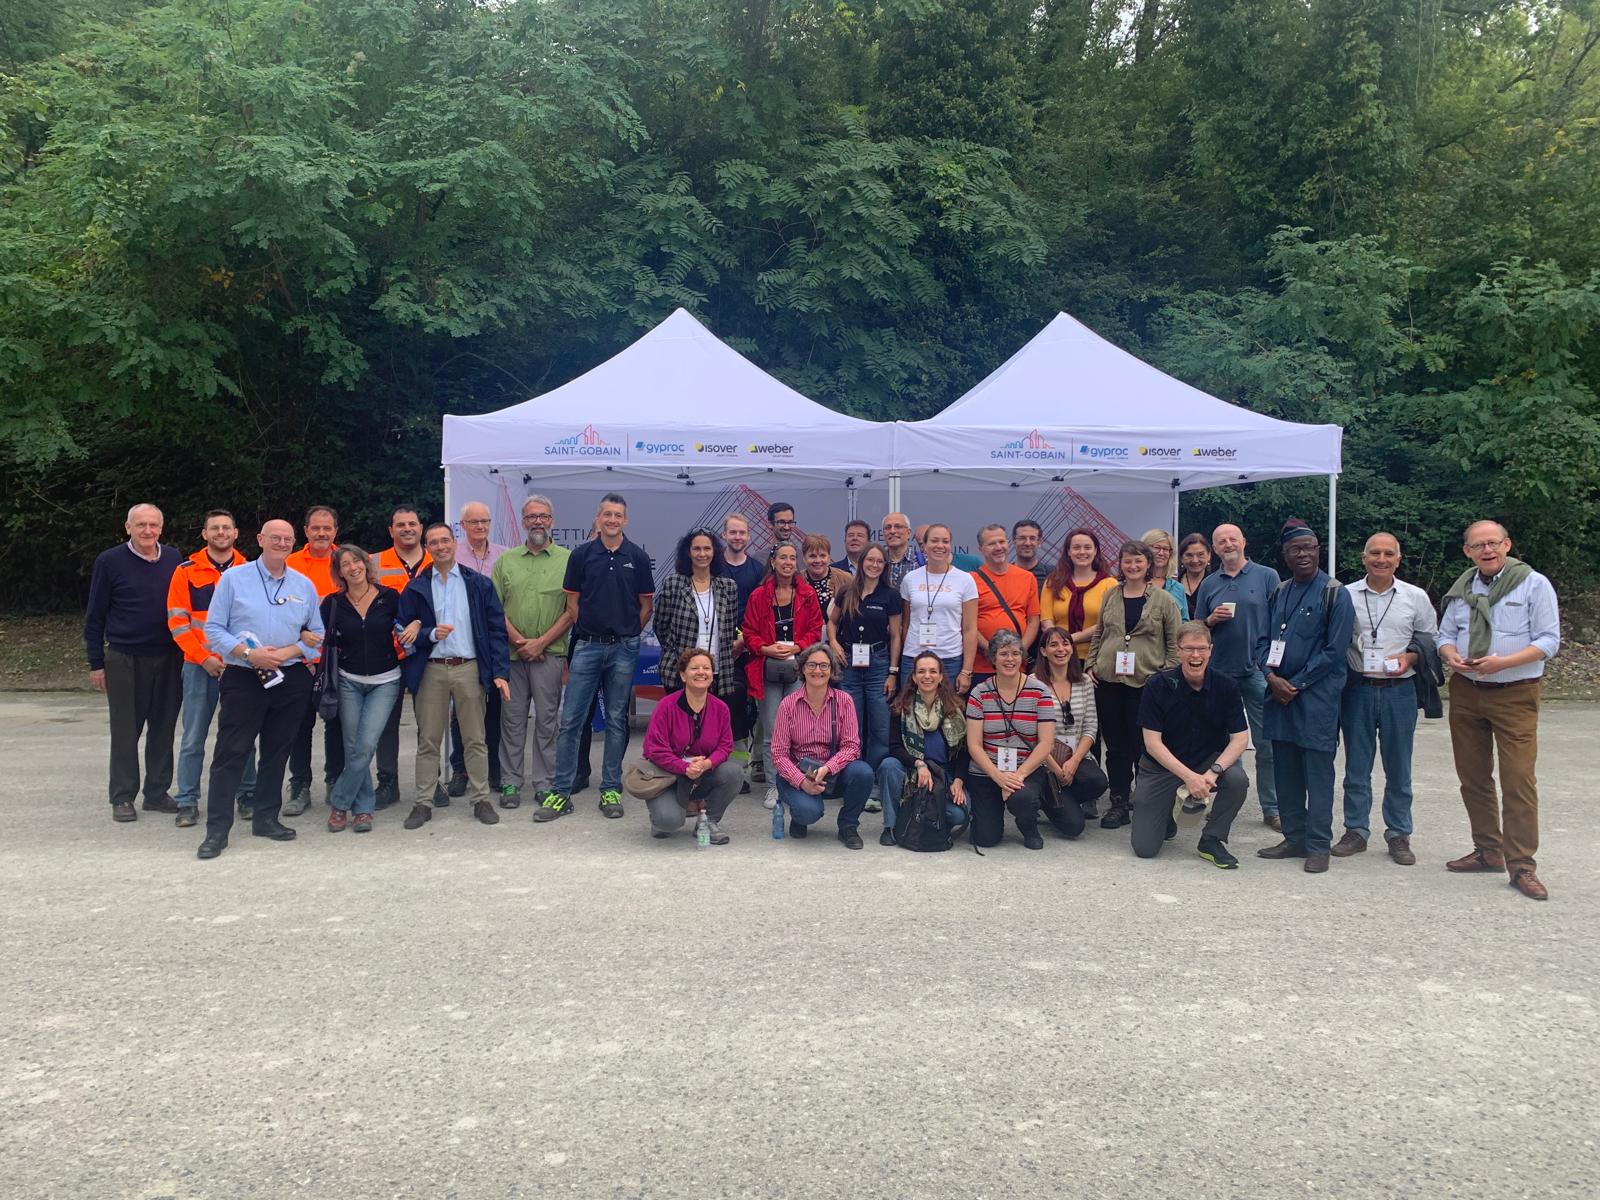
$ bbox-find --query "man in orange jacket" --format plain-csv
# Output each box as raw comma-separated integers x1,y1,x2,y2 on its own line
168,510,255,827
283,504,342,815
374,505,437,808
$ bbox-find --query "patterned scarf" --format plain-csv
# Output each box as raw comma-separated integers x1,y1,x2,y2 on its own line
1062,571,1110,634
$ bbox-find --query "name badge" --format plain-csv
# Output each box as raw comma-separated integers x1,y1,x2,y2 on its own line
1266,639,1287,668
1362,648,1385,674
1115,651,1136,676
696,632,712,650
919,622,939,647
997,746,1019,772
851,643,871,667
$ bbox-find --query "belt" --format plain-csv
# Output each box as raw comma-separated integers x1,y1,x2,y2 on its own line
431,656,475,666
1454,675,1536,690
576,632,629,644
1355,675,1411,688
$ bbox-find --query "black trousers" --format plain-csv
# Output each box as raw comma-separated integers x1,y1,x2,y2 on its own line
449,690,502,785
968,770,1049,847
103,647,182,806
289,699,343,786
1095,680,1146,802
1038,756,1109,837
206,664,312,839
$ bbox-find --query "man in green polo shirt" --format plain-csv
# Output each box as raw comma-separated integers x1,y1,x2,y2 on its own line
492,494,574,808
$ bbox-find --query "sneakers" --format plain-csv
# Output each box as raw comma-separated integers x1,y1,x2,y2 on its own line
763,787,778,811
499,785,521,810
353,813,373,834
447,769,469,798
598,790,625,819
281,781,312,817
533,792,572,822
175,807,198,828
402,804,432,830
327,808,348,833
705,819,730,846
1197,836,1239,870
864,797,883,814
473,800,499,825
1331,830,1368,857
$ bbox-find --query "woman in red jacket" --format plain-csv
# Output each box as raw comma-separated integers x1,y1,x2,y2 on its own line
743,543,823,809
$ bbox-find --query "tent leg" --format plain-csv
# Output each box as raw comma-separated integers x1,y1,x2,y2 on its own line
443,465,454,537
1327,474,1338,576
1171,483,1180,538
847,483,857,522
888,470,901,515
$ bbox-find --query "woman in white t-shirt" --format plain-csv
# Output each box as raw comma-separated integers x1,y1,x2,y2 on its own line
898,523,979,692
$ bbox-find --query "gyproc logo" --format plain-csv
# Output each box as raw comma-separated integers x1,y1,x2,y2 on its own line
544,424,621,457
634,440,686,455
1077,443,1130,461
990,429,1068,461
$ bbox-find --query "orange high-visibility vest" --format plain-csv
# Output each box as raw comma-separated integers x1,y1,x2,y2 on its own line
286,545,340,598
375,545,431,592
166,547,248,665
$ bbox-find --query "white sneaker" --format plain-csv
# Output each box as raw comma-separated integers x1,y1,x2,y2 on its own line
763,787,778,811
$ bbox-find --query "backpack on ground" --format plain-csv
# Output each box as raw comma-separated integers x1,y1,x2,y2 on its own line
894,759,955,853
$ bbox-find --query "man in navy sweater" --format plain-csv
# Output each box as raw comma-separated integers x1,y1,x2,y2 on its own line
84,504,185,822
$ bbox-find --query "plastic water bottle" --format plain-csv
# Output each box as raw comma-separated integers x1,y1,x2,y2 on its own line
771,794,784,840
696,811,710,849
393,621,414,658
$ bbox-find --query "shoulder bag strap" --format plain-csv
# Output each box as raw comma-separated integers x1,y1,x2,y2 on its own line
974,569,1023,635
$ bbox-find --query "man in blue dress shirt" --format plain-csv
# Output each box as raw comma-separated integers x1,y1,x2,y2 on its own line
197,519,324,859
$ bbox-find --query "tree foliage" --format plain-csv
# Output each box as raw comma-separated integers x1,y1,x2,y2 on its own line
1,0,1597,606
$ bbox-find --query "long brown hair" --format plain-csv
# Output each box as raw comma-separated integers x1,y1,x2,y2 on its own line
1033,625,1085,685
836,542,889,620
1044,527,1109,597
891,651,963,718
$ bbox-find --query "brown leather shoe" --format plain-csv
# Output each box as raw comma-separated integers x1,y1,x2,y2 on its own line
1256,840,1307,859
1263,813,1282,832
1331,830,1367,857
1445,847,1505,873
1304,853,1330,873
1387,836,1416,866
1510,869,1548,901
111,801,137,823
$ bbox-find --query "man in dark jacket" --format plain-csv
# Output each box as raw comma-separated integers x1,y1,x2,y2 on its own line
397,523,511,830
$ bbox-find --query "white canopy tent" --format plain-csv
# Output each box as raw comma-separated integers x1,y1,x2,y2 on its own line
440,307,893,579
890,313,1345,569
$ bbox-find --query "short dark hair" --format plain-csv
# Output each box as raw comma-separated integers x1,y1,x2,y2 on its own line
305,504,338,527
390,505,421,525
767,502,795,524
1012,519,1042,538
203,509,235,525
422,521,454,542
844,519,870,536
599,492,627,511
674,528,726,577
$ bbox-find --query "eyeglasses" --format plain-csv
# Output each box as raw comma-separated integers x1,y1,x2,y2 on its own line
1465,539,1506,552
803,662,832,672
1178,645,1211,655
462,518,490,526
261,535,295,544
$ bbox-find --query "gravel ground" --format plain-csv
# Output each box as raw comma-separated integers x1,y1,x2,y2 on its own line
2,693,1597,1200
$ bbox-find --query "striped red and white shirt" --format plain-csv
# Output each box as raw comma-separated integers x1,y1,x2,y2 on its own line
965,678,1058,773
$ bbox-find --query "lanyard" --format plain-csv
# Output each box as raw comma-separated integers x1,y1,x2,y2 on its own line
1277,582,1314,635
921,570,950,621
1362,587,1397,642
693,581,716,642
257,562,287,606
990,679,1031,744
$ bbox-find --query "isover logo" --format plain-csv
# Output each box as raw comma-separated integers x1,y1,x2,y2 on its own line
1077,443,1130,461
694,442,739,455
748,442,796,456
1139,445,1182,459
634,440,686,455
990,429,1068,461
1191,445,1238,459
544,424,621,457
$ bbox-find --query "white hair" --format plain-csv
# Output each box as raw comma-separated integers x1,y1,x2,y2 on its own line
522,494,554,515
126,503,162,523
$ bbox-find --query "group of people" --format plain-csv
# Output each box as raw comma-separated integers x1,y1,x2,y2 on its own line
85,495,1561,899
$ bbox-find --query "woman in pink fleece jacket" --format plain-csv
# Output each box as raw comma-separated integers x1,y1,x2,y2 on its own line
639,648,742,843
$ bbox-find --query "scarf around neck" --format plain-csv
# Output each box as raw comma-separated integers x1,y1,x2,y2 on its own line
1443,557,1533,658
1062,571,1110,633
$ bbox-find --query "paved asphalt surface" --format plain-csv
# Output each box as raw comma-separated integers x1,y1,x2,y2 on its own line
3,692,1596,1199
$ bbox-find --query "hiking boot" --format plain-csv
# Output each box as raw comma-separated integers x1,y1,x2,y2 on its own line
533,792,572,823
499,785,521,810
598,790,624,819
1197,836,1239,870
1100,799,1130,829
1331,830,1368,857
327,808,348,833
352,813,373,834
447,769,469,798
402,804,432,830
473,800,499,825
281,781,312,817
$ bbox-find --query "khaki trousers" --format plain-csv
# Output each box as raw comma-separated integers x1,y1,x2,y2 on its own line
1448,674,1541,875
415,660,488,807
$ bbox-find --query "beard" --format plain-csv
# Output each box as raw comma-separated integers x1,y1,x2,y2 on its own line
526,529,550,548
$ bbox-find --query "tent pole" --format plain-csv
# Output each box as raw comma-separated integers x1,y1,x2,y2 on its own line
1327,474,1338,576
888,470,901,515
847,482,857,522
1171,482,1180,538
443,465,453,536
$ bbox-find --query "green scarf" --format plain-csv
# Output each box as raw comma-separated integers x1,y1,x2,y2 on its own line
1443,556,1533,658
899,699,965,765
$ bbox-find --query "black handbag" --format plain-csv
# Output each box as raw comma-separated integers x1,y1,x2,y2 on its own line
312,641,340,720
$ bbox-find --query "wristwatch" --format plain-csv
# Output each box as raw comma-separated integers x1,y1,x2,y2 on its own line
1206,762,1223,776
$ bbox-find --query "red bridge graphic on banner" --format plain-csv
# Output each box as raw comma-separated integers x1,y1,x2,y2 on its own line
1025,487,1128,575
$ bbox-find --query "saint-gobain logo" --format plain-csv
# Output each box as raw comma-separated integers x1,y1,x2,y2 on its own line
747,443,795,455
544,424,620,456
991,429,1068,461
634,440,686,455
1078,444,1130,460
1191,446,1238,458
695,442,739,454
1139,445,1181,458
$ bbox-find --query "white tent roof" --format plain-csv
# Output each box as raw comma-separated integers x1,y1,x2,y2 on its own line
893,312,1342,492
442,308,894,483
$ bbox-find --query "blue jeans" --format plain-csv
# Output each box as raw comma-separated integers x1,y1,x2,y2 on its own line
554,637,639,795
776,759,874,829
1339,680,1418,841
175,660,255,808
1234,670,1278,817
840,646,892,768
876,758,967,831
1273,742,1336,855
899,654,963,689
332,675,402,814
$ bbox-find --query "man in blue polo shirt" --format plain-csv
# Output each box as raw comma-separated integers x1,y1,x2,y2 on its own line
535,493,655,823
1194,523,1282,830
196,519,324,860
1131,621,1252,867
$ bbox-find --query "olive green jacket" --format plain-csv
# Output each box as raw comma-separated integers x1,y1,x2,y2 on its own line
1088,585,1182,687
